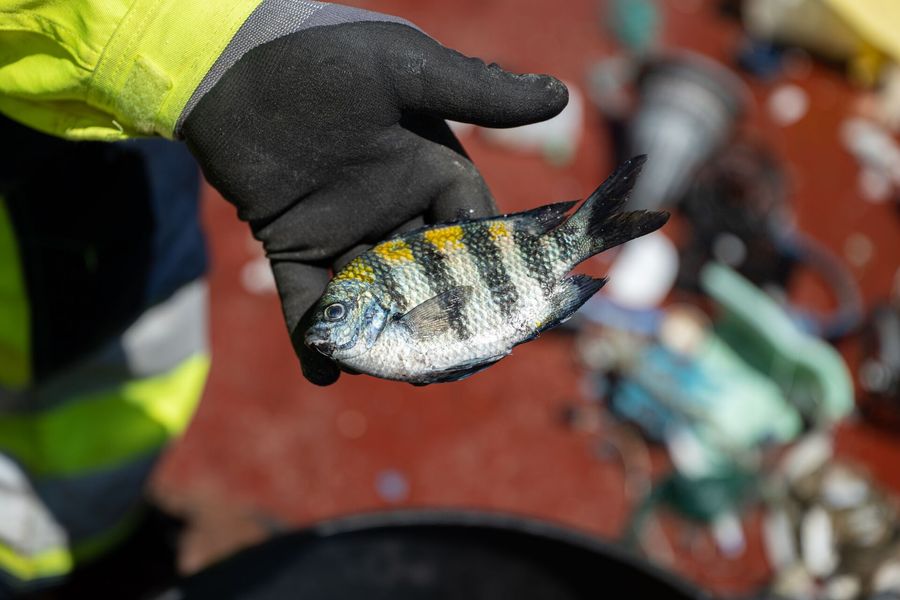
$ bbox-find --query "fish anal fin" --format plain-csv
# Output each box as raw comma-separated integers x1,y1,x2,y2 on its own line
550,275,607,327
411,354,509,385
519,275,607,345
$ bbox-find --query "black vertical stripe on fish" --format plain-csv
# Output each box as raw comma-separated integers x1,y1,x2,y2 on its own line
408,238,471,341
512,230,557,298
461,223,519,318
361,251,408,313
552,229,580,265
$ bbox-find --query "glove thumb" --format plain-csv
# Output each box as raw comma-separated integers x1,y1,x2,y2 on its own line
396,31,569,128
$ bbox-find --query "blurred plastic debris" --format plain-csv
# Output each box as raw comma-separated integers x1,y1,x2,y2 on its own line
742,0,863,64
678,141,864,340
779,232,865,341
604,231,679,310
854,66,900,134
606,0,661,55
241,233,278,294
678,141,793,290
737,39,786,80
658,304,710,357
626,52,748,210
577,263,853,476
824,0,900,86
876,65,900,132
763,434,900,600
858,302,900,432
606,299,801,471
857,166,895,204
701,263,854,423
479,80,583,166
586,55,638,121
623,460,759,559
240,257,277,295
741,0,899,86
841,118,900,203
768,84,811,126
802,505,839,578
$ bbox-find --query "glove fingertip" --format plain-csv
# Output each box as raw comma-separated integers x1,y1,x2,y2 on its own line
293,327,342,386
517,73,569,122
302,359,342,386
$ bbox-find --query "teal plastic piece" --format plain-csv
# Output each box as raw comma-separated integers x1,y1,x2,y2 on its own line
699,263,854,424
608,0,660,54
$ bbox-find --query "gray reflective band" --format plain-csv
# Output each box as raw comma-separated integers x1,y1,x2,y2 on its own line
174,0,417,135
0,452,157,556
0,454,66,556
0,279,208,413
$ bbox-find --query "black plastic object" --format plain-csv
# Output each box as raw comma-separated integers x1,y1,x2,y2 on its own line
166,510,709,600
859,303,900,431
626,51,748,210
677,142,863,340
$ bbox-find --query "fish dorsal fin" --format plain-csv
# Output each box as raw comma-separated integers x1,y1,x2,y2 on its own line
512,200,578,235
386,201,577,242
398,286,473,339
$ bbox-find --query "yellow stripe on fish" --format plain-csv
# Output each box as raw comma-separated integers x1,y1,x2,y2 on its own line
487,221,511,242
424,225,465,252
333,258,375,283
373,239,414,264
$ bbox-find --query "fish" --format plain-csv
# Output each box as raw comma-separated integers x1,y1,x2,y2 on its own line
304,155,668,385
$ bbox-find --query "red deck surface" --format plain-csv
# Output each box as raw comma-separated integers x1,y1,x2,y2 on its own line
152,0,900,594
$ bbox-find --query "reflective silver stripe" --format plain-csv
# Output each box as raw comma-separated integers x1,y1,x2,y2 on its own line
0,454,67,557
0,451,156,558
175,0,418,134
0,280,208,413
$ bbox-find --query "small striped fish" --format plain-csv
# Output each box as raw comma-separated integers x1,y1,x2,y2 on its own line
305,156,667,385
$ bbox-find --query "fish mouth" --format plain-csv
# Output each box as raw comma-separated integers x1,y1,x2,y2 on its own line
304,330,336,357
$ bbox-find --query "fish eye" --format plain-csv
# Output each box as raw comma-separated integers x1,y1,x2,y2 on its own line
324,303,346,321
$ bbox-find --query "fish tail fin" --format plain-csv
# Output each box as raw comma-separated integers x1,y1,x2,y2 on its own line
554,156,669,265
527,275,607,340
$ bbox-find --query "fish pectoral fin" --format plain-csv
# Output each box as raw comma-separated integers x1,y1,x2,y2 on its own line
398,285,474,339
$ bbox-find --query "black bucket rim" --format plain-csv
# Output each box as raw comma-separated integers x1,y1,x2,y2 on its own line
173,507,713,600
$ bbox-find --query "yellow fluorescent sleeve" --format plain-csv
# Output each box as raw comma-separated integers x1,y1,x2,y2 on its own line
0,0,262,140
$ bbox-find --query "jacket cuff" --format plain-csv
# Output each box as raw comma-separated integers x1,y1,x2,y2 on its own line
88,0,263,139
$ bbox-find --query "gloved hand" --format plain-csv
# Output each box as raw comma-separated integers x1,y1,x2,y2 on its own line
182,2,568,385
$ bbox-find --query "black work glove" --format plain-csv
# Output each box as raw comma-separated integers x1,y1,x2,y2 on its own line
182,2,568,385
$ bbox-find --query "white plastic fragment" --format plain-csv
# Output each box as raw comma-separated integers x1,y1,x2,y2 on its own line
780,433,833,483
604,231,679,309
768,84,810,126
841,117,900,188
763,507,798,570
712,511,746,558
241,257,277,294
801,505,838,578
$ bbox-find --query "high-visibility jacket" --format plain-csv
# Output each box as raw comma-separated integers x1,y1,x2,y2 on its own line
0,122,211,591
0,0,264,590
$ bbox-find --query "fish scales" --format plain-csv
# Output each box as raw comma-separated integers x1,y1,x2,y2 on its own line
461,222,519,319
305,156,669,384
